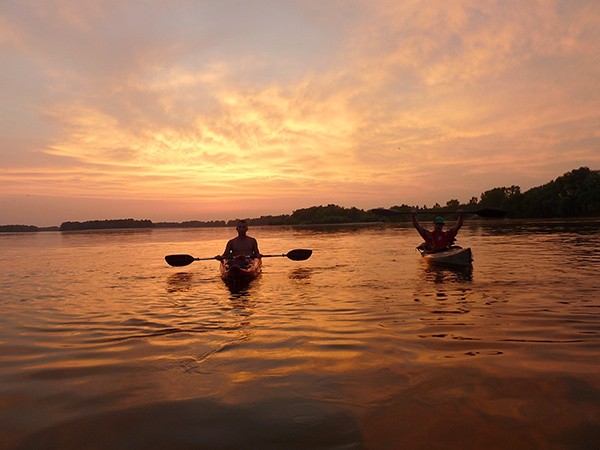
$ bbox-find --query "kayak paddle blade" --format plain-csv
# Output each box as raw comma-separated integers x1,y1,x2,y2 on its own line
165,254,197,267
286,249,312,261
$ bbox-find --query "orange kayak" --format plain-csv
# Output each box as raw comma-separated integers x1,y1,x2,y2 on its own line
220,256,262,283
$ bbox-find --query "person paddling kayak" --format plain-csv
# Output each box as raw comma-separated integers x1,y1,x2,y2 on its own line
411,210,464,251
215,220,262,287
216,219,261,260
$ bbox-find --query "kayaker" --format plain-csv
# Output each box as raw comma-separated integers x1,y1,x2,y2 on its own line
411,210,464,251
216,220,261,260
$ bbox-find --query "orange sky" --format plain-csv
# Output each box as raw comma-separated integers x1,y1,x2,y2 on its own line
1,1,599,226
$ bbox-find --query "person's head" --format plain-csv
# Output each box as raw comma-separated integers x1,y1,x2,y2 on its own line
433,216,445,229
236,220,249,235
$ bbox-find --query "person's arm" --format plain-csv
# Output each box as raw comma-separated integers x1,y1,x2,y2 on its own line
449,211,464,234
219,239,233,259
411,211,427,235
411,210,432,246
410,210,420,230
251,238,261,258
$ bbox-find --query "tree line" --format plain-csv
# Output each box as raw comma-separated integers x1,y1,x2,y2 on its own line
59,219,154,231
1,167,598,232
478,167,600,218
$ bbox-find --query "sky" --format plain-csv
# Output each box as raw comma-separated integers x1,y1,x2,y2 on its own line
1,0,599,226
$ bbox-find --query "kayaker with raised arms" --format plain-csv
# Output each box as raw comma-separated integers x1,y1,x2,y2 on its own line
216,220,261,260
411,210,464,251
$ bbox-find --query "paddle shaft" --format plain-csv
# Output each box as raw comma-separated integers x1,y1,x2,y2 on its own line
165,248,312,267
371,207,506,218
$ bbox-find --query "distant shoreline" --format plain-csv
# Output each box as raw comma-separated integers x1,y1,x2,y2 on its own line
3,216,600,234
2,166,599,232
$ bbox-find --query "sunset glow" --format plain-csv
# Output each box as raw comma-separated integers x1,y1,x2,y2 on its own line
1,1,598,226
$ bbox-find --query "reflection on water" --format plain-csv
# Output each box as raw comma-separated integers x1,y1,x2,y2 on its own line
1,222,599,450
18,397,363,450
224,274,261,296
166,272,194,292
291,223,384,235
471,217,600,236
59,228,155,246
288,267,313,280
227,294,255,330
420,263,473,284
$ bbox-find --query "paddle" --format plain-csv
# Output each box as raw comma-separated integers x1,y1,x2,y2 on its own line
261,249,312,261
370,207,507,218
164,249,312,267
164,254,217,267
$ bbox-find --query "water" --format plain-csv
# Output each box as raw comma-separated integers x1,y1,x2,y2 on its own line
1,220,599,449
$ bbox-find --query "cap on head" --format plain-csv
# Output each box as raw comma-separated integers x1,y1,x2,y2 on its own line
434,216,445,224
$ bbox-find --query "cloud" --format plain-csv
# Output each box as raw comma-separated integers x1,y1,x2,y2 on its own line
1,0,599,225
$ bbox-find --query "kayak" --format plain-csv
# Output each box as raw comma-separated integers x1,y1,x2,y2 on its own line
418,246,473,267
220,256,262,284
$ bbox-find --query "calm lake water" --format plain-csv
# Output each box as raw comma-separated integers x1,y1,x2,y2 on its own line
1,220,599,449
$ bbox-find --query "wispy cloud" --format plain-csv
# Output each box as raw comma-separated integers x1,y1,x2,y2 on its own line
1,0,598,225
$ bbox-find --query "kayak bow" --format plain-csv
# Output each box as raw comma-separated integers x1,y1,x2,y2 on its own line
220,256,262,283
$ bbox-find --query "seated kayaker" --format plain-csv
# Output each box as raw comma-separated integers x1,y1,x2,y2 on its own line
215,220,262,260
411,210,464,251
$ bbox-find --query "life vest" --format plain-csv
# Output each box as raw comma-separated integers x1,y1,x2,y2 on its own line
424,229,457,250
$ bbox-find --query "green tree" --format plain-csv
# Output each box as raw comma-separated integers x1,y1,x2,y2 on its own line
479,185,521,208
446,199,460,208
505,167,599,218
